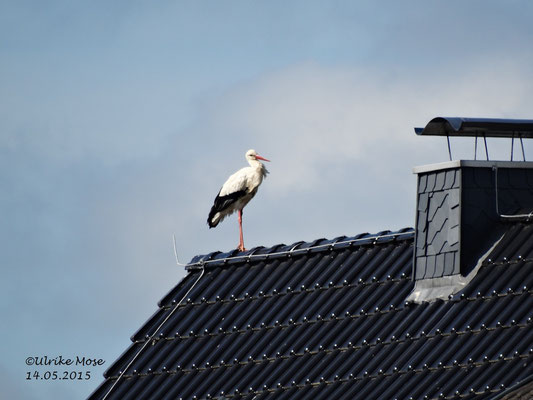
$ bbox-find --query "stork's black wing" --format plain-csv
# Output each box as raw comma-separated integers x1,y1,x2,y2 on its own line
207,189,247,227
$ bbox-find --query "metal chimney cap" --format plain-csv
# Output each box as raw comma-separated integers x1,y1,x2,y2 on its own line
415,117,533,138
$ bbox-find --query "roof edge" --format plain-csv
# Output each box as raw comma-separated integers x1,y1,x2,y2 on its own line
489,374,533,399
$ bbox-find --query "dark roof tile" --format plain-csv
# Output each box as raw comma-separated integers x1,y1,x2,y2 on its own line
89,226,533,400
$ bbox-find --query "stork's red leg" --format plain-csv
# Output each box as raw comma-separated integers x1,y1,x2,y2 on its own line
237,209,246,251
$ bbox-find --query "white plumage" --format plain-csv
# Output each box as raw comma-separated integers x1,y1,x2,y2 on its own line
208,149,270,251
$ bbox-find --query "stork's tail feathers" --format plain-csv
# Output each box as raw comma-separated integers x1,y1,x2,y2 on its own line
207,207,220,228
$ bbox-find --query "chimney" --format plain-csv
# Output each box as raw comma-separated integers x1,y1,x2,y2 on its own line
408,117,533,302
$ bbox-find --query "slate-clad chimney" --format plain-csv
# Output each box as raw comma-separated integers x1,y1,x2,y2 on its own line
409,117,533,302
414,161,533,280
414,163,460,280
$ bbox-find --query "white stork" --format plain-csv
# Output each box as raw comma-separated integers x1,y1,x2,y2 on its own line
208,149,270,251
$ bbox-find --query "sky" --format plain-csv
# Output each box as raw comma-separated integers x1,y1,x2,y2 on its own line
2,1,533,399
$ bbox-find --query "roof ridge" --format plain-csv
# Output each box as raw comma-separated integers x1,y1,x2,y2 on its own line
187,228,415,271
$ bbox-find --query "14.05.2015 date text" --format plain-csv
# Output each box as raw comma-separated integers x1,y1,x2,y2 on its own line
26,370,91,381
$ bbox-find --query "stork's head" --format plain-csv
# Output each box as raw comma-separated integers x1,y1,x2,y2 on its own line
246,149,270,163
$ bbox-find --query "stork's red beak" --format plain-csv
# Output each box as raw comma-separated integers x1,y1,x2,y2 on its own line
255,155,270,162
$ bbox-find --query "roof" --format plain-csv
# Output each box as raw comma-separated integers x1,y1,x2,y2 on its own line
89,225,533,400
414,117,533,138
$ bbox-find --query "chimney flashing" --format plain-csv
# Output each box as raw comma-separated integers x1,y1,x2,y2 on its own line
407,234,502,303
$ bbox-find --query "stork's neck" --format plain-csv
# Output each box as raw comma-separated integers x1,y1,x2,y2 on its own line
248,159,269,177
248,158,263,169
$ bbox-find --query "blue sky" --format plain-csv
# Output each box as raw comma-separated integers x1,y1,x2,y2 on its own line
2,1,533,399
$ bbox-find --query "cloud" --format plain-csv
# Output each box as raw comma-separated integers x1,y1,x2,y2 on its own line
157,57,533,254
190,59,533,195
